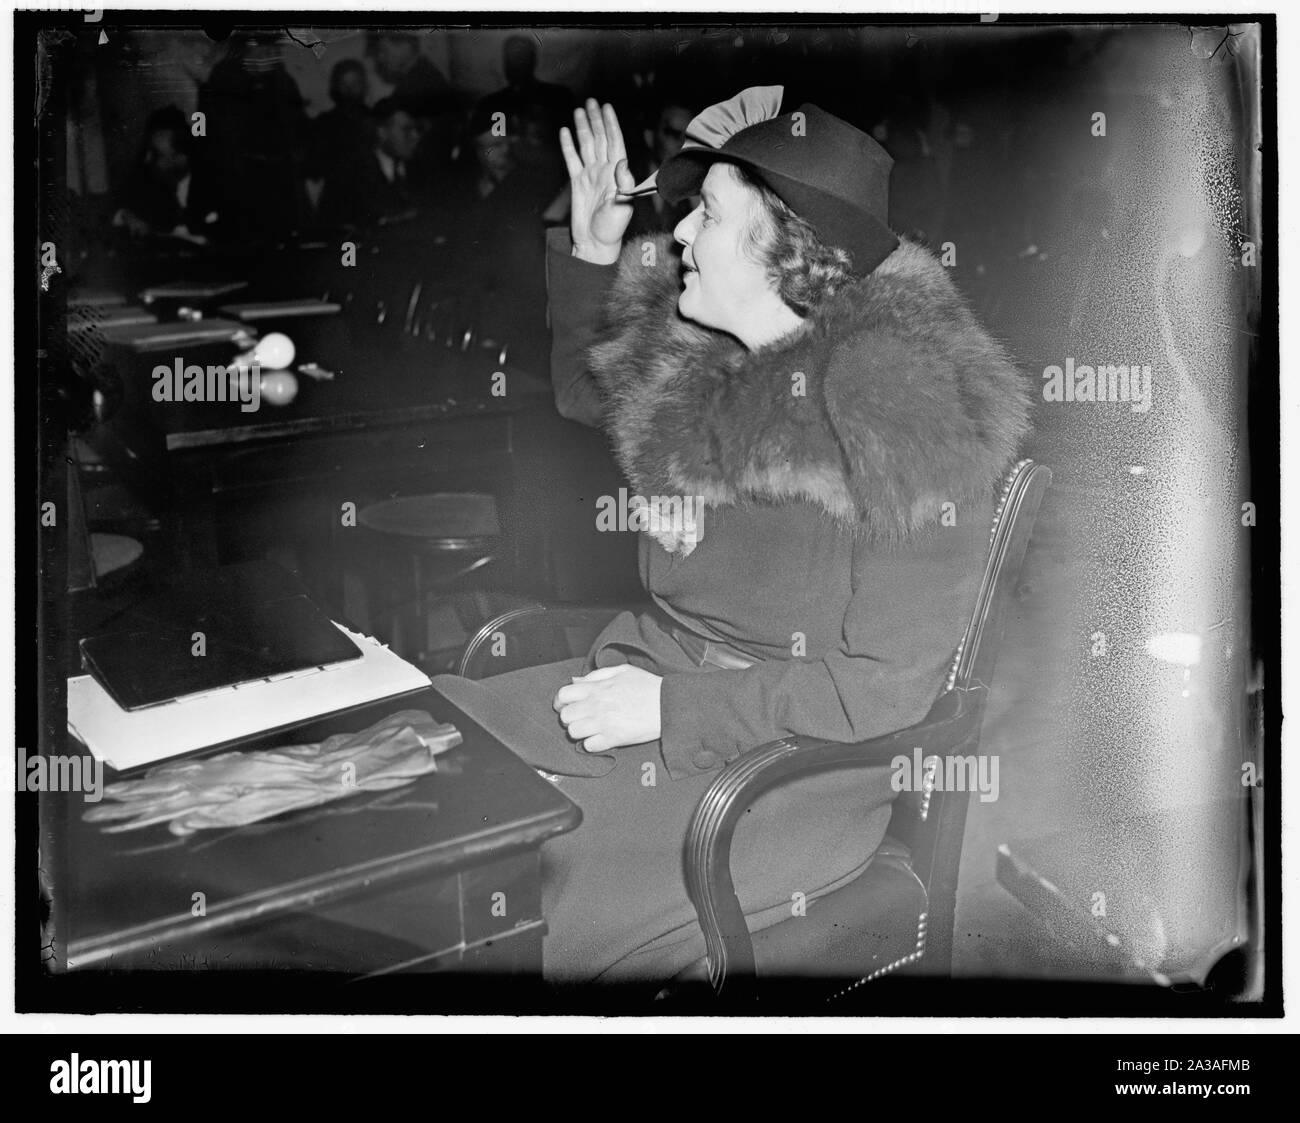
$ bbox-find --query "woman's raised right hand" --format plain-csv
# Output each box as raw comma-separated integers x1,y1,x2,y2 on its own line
560,99,636,266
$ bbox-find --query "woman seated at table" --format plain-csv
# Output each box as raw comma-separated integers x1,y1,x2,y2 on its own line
434,89,1032,986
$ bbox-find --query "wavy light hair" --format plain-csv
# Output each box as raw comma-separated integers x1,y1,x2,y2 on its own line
729,163,856,315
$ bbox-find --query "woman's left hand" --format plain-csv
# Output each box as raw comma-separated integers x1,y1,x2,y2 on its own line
553,665,663,752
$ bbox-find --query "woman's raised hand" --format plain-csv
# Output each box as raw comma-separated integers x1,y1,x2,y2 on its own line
560,99,636,266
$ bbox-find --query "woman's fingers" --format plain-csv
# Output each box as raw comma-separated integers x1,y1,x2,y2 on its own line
572,104,597,165
602,102,627,162
553,683,590,711
575,665,624,681
566,718,600,742
558,703,587,728
584,98,609,162
558,126,583,180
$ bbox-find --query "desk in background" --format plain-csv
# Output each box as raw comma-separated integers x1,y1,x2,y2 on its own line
86,317,559,594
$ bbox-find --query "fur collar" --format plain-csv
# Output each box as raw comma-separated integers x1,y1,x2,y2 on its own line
587,233,1032,554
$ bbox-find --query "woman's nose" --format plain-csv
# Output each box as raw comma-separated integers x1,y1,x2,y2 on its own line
673,207,699,247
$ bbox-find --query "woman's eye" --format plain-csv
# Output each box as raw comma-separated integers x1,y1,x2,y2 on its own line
701,211,715,226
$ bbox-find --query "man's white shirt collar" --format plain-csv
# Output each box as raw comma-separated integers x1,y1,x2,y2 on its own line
374,149,404,184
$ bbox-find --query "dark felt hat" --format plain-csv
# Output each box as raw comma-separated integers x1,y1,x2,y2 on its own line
656,102,898,275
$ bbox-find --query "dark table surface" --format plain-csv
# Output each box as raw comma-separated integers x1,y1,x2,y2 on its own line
97,314,553,452
81,282,564,588
46,683,581,972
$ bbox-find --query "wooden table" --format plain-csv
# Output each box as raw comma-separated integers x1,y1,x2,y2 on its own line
41,684,581,1008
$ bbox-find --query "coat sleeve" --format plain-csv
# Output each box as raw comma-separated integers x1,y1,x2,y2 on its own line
655,514,987,781
544,226,616,427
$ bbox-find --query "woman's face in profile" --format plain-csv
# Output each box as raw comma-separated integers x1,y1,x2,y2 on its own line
673,164,777,337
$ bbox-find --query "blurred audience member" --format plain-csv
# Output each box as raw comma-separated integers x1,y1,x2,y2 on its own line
447,105,553,366
371,32,458,182
112,106,226,242
475,35,573,164
871,101,942,247
197,32,308,238
469,112,516,200
305,59,372,184
511,101,568,202
628,96,694,235
319,97,424,231
372,32,451,118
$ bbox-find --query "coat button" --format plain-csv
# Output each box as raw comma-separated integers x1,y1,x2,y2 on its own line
693,750,720,770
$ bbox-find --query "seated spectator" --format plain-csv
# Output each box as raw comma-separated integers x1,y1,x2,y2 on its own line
197,32,307,238
305,59,372,184
112,106,226,242
444,106,553,365
627,96,695,236
512,101,569,204
469,110,516,201
318,97,424,231
474,35,573,165
371,32,452,119
371,31,458,182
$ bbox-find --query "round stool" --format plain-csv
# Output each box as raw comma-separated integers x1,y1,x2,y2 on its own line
90,532,145,578
355,492,501,669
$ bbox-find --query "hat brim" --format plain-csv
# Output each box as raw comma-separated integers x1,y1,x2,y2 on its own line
656,147,899,276
655,147,725,205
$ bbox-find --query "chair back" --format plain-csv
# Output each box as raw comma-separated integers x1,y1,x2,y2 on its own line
883,458,1052,972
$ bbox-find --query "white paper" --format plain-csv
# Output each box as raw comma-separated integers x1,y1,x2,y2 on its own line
67,624,432,773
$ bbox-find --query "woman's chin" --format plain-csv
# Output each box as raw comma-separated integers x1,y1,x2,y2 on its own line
676,286,702,322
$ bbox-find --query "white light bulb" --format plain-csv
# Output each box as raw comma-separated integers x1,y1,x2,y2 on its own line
259,370,299,406
254,332,295,370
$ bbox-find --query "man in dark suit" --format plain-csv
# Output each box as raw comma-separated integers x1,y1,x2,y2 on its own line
474,35,573,164
371,31,457,186
439,105,552,364
318,97,424,231
196,33,308,239
112,106,227,242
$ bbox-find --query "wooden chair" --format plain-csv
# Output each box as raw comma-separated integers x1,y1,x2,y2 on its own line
456,459,1052,1002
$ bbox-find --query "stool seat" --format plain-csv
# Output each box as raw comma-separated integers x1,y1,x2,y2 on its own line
90,532,144,578
348,493,503,670
358,492,500,554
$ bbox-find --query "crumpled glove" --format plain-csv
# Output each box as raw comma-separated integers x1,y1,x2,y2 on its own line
83,709,460,836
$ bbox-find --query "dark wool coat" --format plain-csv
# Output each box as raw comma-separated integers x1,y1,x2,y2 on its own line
544,226,1032,783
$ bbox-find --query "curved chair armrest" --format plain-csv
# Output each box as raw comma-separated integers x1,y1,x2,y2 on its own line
456,602,646,679
683,687,984,998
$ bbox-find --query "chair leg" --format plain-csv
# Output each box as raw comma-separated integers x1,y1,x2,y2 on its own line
408,552,426,663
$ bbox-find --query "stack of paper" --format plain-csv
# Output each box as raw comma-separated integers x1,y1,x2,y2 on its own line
68,624,432,773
